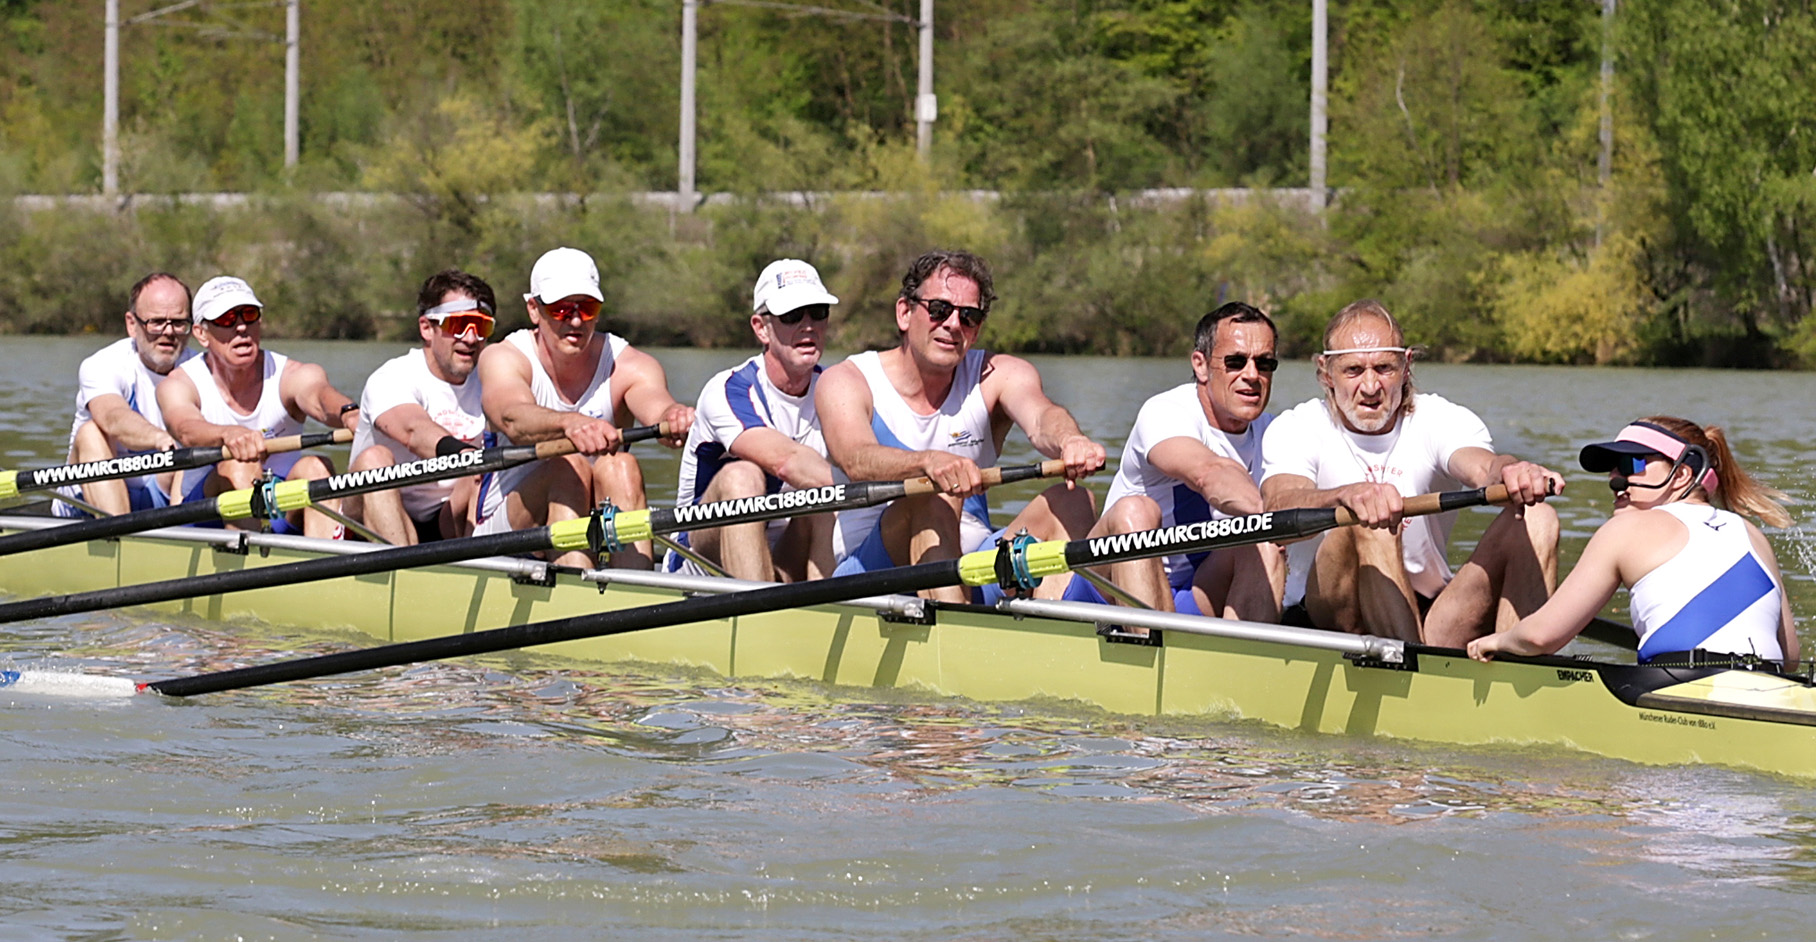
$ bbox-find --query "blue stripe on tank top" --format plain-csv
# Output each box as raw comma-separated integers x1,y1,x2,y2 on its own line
1638,553,1777,662
870,412,992,530
725,362,768,431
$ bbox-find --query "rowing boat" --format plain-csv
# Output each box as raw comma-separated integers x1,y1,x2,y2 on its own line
0,513,1811,777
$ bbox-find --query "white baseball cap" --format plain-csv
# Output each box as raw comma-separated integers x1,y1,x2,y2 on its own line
753,259,838,316
527,247,604,304
193,276,264,322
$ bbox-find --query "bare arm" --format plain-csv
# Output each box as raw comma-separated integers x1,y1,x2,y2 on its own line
85,393,176,452
282,361,359,431
1447,446,1564,506
373,403,459,459
987,354,1104,481
816,360,970,488
1148,437,1263,516
1466,516,1637,659
156,370,262,460
1261,472,1404,528
1746,523,1801,665
612,345,694,448
729,427,835,490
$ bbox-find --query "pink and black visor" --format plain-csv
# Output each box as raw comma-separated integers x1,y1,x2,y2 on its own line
1579,421,1718,493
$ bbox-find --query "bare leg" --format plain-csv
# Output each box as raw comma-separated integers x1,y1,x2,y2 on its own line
689,460,775,581
997,481,1097,600
591,452,651,570
879,493,969,603
1193,542,1285,623
1422,503,1560,647
1304,526,1420,641
69,421,131,515
770,511,834,583
501,454,593,567
1079,495,1171,611
284,455,342,539
342,447,415,545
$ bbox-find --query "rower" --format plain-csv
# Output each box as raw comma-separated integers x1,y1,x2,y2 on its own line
472,246,693,569
57,272,197,516
1469,417,1798,668
341,269,495,545
1065,302,1284,621
667,259,838,582
816,249,1105,603
1259,299,1563,644
156,275,362,538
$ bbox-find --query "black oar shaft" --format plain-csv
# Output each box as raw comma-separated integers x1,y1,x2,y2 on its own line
0,500,223,555
147,560,959,697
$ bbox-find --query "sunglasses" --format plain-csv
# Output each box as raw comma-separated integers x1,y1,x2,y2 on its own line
209,306,262,328
769,305,831,326
542,298,601,322
1219,353,1279,373
436,312,495,340
914,297,987,329
130,312,191,334
1617,454,1660,476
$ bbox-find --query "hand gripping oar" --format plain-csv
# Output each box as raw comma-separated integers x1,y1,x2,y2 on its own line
0,424,665,559
0,459,1068,625
0,429,353,500
137,484,1513,698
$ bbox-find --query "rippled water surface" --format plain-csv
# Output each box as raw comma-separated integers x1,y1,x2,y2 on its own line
4,337,1816,940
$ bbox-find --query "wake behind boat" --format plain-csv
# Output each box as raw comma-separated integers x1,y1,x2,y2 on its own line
0,513,1810,778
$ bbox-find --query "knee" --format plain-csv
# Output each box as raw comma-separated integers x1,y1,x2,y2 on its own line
1520,502,1559,549
290,455,334,479
350,446,394,472
703,460,767,501
1039,481,1097,521
592,453,645,501
1106,495,1161,533
70,420,111,459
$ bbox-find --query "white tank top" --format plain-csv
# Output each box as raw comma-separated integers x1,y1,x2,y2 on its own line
1629,503,1785,662
474,329,630,530
176,351,303,477
831,349,998,560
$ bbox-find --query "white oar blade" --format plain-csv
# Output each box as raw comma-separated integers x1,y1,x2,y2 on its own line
0,670,139,698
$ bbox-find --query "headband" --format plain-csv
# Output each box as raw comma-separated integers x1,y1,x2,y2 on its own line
1320,345,1410,357
424,298,494,319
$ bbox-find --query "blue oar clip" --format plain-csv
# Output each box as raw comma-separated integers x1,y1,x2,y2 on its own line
252,472,284,521
993,530,1042,598
587,500,625,556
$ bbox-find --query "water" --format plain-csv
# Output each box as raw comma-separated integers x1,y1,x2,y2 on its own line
4,337,1816,939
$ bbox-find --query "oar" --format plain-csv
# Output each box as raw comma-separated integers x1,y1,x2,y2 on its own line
139,484,1513,697
0,460,1068,625
0,430,352,500
0,424,665,559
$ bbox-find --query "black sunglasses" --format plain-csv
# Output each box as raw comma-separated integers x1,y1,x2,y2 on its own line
913,297,987,329
1219,353,1279,373
769,305,831,325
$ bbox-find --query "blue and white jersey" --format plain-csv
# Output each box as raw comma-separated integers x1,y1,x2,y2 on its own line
830,349,999,562
1630,503,1785,663
1103,382,1271,588
665,355,823,569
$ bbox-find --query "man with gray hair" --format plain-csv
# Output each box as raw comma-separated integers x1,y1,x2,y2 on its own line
667,259,839,582
57,272,197,516
1259,299,1563,645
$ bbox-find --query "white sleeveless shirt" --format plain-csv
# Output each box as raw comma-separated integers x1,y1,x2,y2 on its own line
175,351,304,478
831,349,999,560
475,329,630,531
1630,503,1785,662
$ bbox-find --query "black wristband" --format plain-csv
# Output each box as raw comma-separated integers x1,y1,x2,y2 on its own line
338,402,360,416
435,435,478,457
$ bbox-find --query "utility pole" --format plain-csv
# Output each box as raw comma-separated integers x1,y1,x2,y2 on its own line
1598,0,1614,189
104,0,120,197
915,0,935,162
1309,0,1327,212
679,0,698,211
285,0,299,169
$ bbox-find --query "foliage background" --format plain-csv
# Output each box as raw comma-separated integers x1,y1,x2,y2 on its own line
0,0,1810,366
